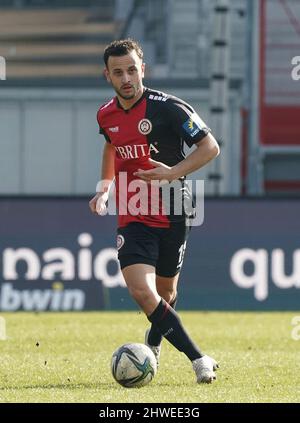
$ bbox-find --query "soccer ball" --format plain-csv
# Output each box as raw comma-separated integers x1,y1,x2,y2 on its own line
111,343,157,388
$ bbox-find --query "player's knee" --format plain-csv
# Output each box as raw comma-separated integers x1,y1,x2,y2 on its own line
129,286,154,306
157,287,177,304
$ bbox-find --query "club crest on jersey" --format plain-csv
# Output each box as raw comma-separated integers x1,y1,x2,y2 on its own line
117,234,125,250
138,119,152,135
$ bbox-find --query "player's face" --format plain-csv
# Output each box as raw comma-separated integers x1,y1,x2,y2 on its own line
105,51,145,101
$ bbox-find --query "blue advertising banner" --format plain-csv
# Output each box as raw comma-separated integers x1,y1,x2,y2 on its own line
183,198,300,310
0,197,299,311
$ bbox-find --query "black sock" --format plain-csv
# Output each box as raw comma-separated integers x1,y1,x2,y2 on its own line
147,296,178,346
148,298,203,361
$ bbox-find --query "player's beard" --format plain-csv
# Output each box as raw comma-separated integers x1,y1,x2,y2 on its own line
115,83,142,100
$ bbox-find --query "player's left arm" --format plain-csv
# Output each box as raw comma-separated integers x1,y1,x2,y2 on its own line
169,132,220,179
134,133,219,182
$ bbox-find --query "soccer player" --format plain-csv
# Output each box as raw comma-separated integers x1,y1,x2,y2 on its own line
89,39,220,383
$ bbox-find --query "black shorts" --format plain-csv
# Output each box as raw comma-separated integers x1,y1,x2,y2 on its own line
117,221,191,277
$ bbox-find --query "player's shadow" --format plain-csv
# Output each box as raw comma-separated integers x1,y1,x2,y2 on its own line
0,382,119,391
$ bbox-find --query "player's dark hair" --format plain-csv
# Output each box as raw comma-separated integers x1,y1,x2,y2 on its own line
103,38,143,67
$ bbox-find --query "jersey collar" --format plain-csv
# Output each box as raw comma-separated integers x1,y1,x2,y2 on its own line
116,87,147,112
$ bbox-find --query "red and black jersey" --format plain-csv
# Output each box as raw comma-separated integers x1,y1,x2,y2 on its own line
97,87,210,228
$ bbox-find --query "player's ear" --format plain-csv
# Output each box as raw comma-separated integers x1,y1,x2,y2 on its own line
104,68,111,83
141,62,145,78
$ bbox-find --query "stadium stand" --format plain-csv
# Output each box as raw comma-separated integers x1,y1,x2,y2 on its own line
0,0,116,79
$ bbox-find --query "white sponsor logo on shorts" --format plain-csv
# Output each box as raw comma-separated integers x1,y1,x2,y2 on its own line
117,235,125,250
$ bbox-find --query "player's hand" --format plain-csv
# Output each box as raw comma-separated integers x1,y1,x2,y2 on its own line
89,192,108,215
134,159,176,183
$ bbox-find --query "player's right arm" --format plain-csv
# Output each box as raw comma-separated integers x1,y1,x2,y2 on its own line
89,142,115,215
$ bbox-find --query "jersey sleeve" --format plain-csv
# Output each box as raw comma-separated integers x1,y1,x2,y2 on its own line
166,99,211,148
97,110,111,143
99,126,111,143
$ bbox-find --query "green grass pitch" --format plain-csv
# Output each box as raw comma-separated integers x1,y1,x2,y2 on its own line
0,311,299,403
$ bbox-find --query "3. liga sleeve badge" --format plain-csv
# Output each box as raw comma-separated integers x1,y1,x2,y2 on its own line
138,119,152,135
